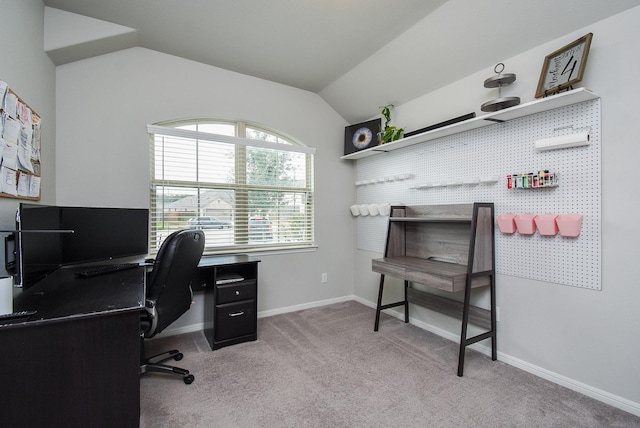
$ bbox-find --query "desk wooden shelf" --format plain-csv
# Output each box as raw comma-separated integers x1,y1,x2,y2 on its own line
373,256,490,293
372,203,496,376
341,88,598,160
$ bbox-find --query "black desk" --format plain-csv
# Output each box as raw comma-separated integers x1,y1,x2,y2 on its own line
0,265,145,428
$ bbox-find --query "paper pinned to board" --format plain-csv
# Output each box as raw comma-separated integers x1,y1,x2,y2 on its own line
1,166,17,196
17,171,31,197
3,91,18,118
2,116,20,144
0,81,8,102
1,140,18,169
29,175,41,198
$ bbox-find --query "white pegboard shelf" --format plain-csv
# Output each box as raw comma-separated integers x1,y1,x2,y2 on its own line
413,176,499,189
341,87,599,160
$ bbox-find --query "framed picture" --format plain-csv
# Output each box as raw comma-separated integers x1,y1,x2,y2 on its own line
344,119,381,156
535,33,593,98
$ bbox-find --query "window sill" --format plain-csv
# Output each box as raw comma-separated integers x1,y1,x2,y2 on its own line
203,244,318,258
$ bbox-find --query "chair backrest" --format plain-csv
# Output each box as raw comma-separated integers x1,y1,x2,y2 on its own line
146,229,205,334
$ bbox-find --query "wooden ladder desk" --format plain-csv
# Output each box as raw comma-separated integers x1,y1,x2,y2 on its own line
372,203,496,376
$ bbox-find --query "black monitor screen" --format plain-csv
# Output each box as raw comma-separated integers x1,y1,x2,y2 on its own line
16,205,63,288
59,207,149,264
17,204,149,288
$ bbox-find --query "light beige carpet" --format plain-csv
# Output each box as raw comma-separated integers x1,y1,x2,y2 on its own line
140,301,640,427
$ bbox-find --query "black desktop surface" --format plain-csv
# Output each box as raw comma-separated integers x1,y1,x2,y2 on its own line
197,253,258,268
0,264,145,427
9,264,145,324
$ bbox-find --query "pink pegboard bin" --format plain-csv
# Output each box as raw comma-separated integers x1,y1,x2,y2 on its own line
497,214,517,234
556,214,583,237
534,214,559,236
514,214,537,235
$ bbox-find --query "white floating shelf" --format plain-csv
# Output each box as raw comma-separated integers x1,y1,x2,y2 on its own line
341,88,599,160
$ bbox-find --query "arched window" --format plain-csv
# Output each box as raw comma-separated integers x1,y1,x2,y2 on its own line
147,119,315,254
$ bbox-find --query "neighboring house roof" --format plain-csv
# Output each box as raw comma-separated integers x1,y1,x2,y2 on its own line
166,191,233,211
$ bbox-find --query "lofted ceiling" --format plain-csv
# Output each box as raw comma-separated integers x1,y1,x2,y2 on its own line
43,0,640,124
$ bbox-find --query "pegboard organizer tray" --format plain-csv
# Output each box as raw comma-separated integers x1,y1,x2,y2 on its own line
351,203,391,217
500,213,582,236
534,214,559,236
556,214,583,237
497,214,517,234
514,214,537,235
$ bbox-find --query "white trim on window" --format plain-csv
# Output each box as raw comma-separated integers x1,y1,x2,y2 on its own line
146,125,316,155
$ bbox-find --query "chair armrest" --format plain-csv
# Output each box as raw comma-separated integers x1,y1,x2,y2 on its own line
143,299,159,337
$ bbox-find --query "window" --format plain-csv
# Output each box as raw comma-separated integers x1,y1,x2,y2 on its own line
147,120,315,254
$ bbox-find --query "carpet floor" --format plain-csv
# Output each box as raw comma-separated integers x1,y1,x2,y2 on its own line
140,300,640,427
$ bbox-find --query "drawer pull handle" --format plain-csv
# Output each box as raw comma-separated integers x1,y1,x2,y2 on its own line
235,291,240,295
229,311,245,317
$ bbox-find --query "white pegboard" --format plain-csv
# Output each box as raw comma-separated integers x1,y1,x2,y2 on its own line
355,99,601,290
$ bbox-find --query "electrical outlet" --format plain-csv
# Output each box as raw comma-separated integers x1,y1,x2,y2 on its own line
321,273,328,283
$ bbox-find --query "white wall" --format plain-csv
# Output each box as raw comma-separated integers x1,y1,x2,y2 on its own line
353,6,640,414
0,0,56,240
54,47,356,326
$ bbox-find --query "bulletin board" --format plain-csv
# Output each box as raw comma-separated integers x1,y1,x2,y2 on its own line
0,79,42,200
354,98,601,290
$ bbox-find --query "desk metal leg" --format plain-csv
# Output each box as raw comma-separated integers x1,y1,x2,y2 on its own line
490,274,497,361
457,277,472,377
404,280,409,323
375,275,411,332
374,274,385,332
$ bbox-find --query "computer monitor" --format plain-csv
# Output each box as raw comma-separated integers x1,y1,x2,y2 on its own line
14,205,63,288
16,204,149,289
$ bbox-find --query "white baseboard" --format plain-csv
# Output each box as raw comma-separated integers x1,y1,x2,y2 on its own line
157,295,354,338
358,296,640,417
257,295,354,318
154,322,204,338
158,295,640,417
497,352,640,417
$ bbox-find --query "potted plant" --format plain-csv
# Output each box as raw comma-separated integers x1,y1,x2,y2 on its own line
379,104,404,144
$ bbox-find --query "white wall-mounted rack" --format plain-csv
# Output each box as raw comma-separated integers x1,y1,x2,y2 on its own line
341,87,599,160
412,175,499,189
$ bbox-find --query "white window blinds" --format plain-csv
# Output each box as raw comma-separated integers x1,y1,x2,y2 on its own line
147,123,315,254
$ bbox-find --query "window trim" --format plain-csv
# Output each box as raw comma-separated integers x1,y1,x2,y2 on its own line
146,125,316,155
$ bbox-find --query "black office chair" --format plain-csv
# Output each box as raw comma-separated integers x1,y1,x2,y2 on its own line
140,229,205,384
